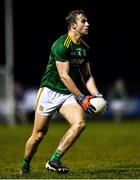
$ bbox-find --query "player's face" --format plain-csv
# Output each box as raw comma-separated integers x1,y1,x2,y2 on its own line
75,14,89,35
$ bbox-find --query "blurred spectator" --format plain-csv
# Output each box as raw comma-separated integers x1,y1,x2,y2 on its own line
21,87,37,123
107,78,129,123
15,82,28,123
15,82,38,124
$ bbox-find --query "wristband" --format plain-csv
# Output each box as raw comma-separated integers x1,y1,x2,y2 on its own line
75,93,84,104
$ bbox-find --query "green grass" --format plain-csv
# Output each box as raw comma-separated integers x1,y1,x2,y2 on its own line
0,119,140,179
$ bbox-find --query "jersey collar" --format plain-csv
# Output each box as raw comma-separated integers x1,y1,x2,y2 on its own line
68,32,81,45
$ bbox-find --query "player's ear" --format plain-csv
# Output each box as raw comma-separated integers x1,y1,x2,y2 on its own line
72,23,76,29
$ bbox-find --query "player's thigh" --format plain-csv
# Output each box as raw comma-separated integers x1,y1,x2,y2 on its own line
32,112,51,135
59,103,85,125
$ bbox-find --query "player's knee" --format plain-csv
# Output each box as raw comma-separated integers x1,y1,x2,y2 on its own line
34,131,46,144
73,121,86,131
80,121,86,130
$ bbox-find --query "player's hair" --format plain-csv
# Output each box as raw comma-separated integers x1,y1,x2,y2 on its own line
66,9,86,30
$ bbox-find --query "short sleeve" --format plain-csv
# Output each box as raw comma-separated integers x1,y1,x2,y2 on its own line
53,44,68,62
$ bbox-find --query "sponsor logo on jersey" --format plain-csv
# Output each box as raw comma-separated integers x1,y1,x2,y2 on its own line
70,59,85,66
70,48,86,66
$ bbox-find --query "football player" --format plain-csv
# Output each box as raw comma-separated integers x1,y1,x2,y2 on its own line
20,9,103,175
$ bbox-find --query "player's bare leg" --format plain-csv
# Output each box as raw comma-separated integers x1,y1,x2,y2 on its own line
20,112,51,175
58,103,85,152
45,103,85,173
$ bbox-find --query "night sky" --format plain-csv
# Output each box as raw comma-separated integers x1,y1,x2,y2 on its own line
1,0,140,95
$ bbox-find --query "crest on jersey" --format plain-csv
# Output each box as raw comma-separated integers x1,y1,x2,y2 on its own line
39,105,44,111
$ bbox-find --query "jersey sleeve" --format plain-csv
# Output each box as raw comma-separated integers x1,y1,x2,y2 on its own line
53,44,68,62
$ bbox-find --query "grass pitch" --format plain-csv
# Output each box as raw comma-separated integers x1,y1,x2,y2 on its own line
0,119,140,179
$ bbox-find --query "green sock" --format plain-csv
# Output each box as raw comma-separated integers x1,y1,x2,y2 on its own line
50,149,63,161
22,159,30,169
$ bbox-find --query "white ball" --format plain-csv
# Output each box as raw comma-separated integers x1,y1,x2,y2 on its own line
90,97,107,115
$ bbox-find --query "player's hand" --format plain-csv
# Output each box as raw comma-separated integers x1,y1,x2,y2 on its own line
93,91,103,98
75,94,96,114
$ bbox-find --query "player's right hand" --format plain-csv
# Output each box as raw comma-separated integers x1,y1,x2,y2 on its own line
93,91,103,98
75,94,96,114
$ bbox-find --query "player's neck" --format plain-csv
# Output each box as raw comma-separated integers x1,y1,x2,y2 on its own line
68,31,81,44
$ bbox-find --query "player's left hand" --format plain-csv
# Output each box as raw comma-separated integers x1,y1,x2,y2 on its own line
75,94,96,114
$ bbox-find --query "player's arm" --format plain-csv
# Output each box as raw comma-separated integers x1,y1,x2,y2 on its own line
56,61,81,96
54,44,95,113
56,61,95,114
79,63,102,97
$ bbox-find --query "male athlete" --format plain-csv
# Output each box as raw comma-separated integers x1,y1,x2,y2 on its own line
20,9,103,175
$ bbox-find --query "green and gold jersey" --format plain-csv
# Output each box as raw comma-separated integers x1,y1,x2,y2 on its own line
40,33,89,94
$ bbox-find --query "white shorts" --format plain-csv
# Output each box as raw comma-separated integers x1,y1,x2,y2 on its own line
110,99,126,111
34,87,77,116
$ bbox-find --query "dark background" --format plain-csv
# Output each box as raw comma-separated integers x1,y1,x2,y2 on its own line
1,0,140,96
